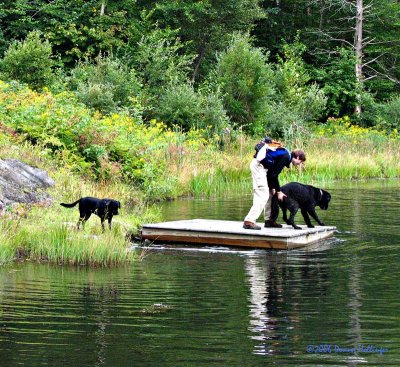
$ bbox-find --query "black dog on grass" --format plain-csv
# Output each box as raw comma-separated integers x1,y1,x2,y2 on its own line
271,182,331,230
60,197,120,230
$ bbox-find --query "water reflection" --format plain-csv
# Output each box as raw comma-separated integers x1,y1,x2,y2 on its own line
348,256,362,345
245,255,280,355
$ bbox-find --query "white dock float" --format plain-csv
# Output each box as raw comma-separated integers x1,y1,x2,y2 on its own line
141,219,336,250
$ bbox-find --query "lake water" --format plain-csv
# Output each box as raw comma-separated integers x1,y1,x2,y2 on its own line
0,180,399,366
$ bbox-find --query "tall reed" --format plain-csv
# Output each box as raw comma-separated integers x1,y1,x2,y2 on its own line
0,210,141,266
185,130,400,196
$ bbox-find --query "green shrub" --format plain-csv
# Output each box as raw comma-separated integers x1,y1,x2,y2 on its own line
134,29,193,91
262,38,327,137
212,33,275,131
370,96,400,131
276,39,327,115
156,82,201,130
68,55,142,115
311,47,358,117
0,81,228,200
261,102,300,137
198,88,230,138
155,82,230,137
0,31,55,90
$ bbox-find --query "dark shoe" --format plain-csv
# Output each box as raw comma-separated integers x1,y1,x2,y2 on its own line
243,221,261,230
264,220,283,228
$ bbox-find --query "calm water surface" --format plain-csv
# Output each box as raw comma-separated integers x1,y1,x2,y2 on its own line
0,180,399,366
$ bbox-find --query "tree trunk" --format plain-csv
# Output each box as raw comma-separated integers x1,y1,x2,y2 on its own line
192,45,205,83
319,0,325,31
354,0,364,115
100,1,106,16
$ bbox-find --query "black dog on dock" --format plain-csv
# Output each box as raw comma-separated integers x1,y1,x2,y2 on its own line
271,182,331,230
60,197,120,230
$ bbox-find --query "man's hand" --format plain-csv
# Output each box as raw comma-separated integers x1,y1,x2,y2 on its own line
277,191,287,201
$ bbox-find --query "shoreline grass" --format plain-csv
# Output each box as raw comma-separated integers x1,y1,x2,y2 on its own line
0,201,161,266
186,128,400,196
187,152,400,197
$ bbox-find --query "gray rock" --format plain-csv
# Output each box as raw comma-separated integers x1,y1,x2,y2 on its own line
0,159,55,207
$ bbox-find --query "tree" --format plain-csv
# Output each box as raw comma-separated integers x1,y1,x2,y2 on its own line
305,0,400,116
264,38,327,136
0,30,55,90
67,54,142,114
140,0,265,82
0,0,142,66
212,33,275,132
253,0,400,119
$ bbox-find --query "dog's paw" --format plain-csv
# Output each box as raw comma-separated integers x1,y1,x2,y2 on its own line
307,224,315,228
319,222,325,226
293,225,302,230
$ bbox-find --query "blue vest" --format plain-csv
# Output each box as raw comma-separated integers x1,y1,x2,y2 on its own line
259,147,290,169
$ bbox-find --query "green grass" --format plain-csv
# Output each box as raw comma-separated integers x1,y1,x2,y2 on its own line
0,206,162,267
0,203,161,266
190,167,250,196
188,133,400,196
28,224,133,267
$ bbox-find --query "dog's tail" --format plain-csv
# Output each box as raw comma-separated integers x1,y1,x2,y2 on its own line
60,199,81,208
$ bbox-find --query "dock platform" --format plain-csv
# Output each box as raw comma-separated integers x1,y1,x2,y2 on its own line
141,219,336,250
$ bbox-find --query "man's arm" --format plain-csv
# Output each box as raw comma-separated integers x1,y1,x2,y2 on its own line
267,154,290,192
255,144,267,162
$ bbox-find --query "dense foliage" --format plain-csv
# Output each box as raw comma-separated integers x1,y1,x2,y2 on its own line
0,0,399,199
0,0,398,130
1,79,248,201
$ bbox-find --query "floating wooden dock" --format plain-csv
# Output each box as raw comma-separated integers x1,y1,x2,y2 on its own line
141,219,336,250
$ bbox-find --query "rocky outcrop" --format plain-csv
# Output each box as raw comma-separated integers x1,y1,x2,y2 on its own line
0,159,55,209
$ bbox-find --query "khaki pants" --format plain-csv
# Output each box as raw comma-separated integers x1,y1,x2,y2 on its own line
244,159,273,224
